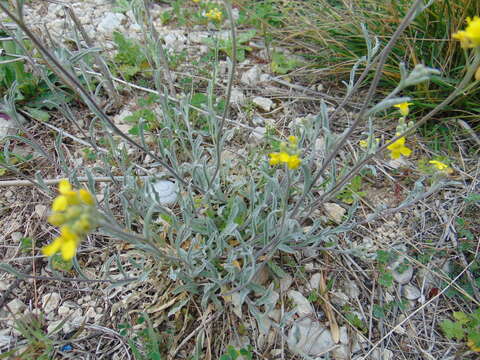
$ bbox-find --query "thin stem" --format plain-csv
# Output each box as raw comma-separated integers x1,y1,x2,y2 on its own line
0,176,152,187
0,162,51,195
98,220,185,263
254,169,291,260
206,0,237,191
66,6,118,103
142,0,176,97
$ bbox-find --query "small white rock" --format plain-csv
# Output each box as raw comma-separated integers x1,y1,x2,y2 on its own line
42,293,61,314
85,307,96,319
10,232,23,242
323,203,346,223
287,318,335,356
252,96,274,112
148,180,178,205
252,115,265,126
129,23,142,32
331,291,349,306
309,273,321,291
417,268,436,287
241,65,261,86
387,158,409,169
249,126,266,144
0,329,12,348
7,298,26,315
98,12,126,34
71,308,83,319
342,280,360,299
392,265,413,285
230,88,246,106
188,31,209,43
372,348,394,360
47,320,63,334
260,74,271,82
402,284,421,300
58,305,70,316
0,281,8,291
332,344,349,360
304,262,315,272
287,290,314,316
34,204,48,218
339,326,349,344
62,321,75,334
280,274,293,293
163,32,187,50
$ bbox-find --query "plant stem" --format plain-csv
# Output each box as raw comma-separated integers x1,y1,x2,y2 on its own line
207,0,237,192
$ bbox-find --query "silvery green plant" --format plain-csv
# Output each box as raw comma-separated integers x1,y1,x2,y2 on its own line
0,0,474,335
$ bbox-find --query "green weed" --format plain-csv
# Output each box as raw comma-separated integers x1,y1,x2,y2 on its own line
119,314,164,360
0,313,65,360
336,175,366,205
440,309,480,353
202,29,256,62
220,345,254,360
112,31,151,80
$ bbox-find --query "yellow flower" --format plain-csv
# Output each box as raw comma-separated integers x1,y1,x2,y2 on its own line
453,31,470,49
42,226,80,261
268,151,301,170
269,152,281,165
288,135,298,145
79,189,95,205
429,160,449,171
52,195,68,211
453,16,480,48
192,0,201,2
205,8,222,22
386,137,412,159
279,152,290,163
52,180,81,210
393,102,413,117
48,213,66,227
286,155,301,169
359,140,368,148
44,179,96,261
58,179,75,195
72,216,92,234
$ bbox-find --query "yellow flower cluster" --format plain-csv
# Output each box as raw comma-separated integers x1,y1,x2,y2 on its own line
429,160,452,174
387,137,412,159
385,102,414,159
42,180,95,261
453,16,480,49
269,152,301,169
394,102,413,117
268,135,302,170
429,160,448,171
205,8,222,22
359,137,379,148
